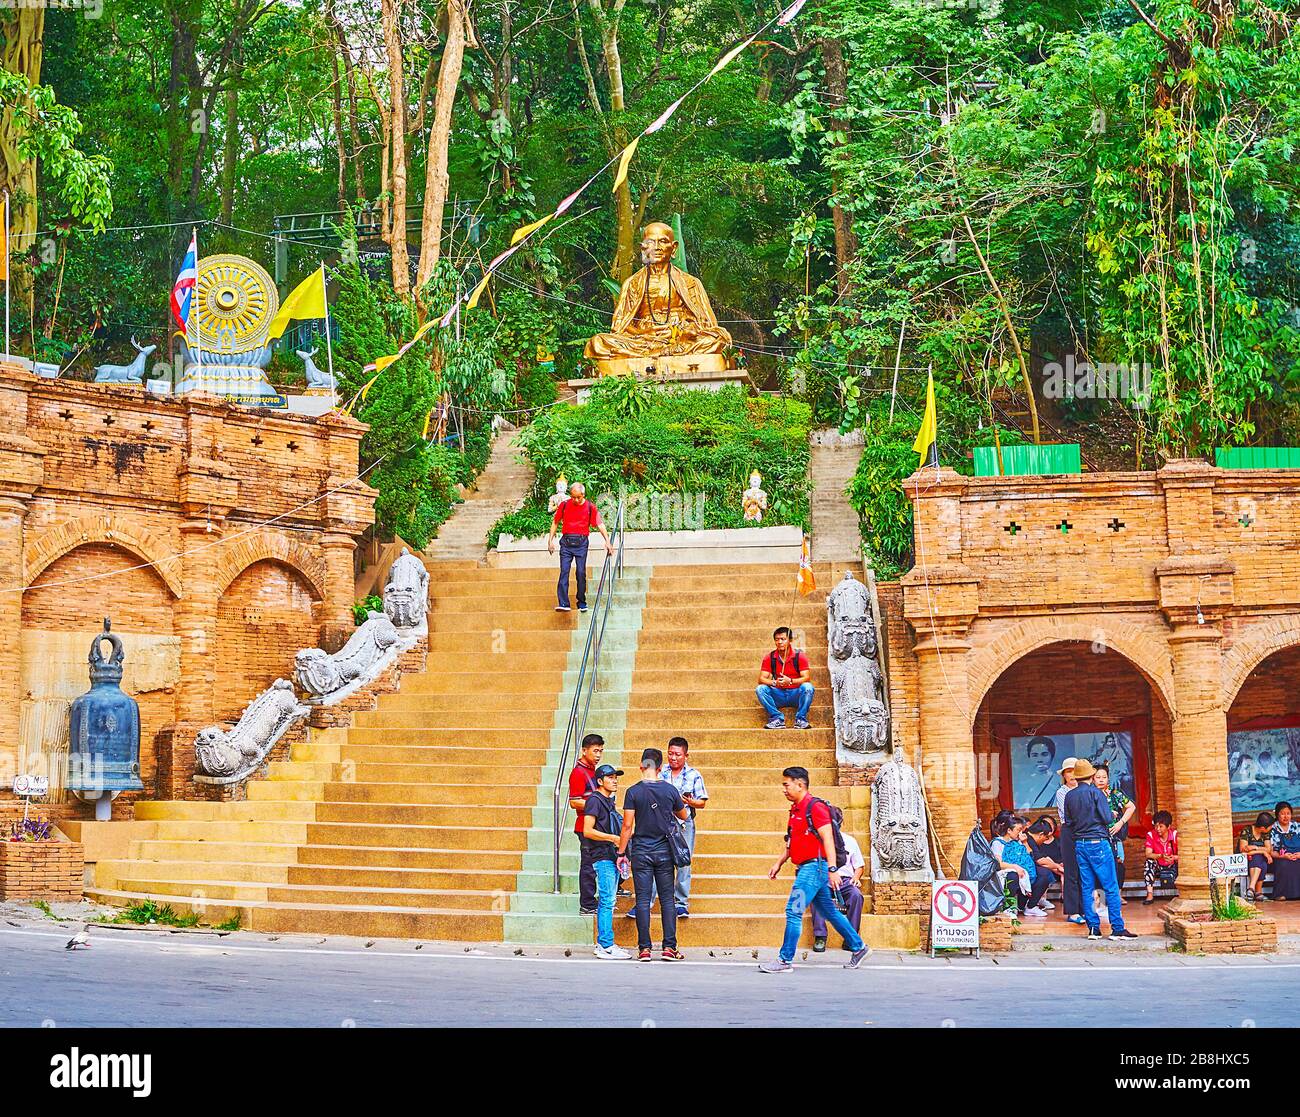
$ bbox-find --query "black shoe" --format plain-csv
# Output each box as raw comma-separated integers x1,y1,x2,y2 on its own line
578,908,597,916
1110,929,1139,940
1086,927,1103,939
812,937,827,953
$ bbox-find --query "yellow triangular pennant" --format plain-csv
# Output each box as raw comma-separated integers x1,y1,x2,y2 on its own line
612,138,640,193
510,214,553,245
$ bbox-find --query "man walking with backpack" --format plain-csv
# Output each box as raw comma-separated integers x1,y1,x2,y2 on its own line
547,481,615,613
759,766,870,973
616,748,690,961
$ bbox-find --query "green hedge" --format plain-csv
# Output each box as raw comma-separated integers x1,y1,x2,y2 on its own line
489,380,812,546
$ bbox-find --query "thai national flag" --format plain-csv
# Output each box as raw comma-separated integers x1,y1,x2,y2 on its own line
170,233,198,335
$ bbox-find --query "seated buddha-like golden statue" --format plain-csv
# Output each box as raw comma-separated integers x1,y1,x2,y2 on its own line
585,222,733,373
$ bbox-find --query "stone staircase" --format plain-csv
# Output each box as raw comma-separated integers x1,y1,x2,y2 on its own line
86,554,916,949
809,430,864,563
603,561,916,950
422,427,533,562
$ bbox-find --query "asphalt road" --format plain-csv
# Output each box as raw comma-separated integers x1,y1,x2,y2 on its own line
1,925,1293,1028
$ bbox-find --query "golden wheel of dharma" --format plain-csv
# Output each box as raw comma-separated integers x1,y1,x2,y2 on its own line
193,254,279,354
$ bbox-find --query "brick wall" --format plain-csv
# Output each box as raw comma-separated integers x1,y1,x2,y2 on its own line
0,367,375,821
0,840,83,901
215,560,319,721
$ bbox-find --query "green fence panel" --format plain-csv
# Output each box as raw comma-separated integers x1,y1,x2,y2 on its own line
1214,447,1300,470
973,443,1082,477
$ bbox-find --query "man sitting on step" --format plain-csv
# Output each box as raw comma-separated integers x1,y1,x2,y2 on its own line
756,626,814,730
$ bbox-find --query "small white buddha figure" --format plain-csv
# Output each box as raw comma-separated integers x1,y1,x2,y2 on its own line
742,470,768,523
547,475,569,514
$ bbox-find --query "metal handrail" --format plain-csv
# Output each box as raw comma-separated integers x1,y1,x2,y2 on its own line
551,499,627,892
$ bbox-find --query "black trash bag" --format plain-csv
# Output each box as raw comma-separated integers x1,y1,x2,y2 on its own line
959,825,1005,916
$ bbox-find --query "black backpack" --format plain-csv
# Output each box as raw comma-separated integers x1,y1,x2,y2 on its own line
786,796,848,867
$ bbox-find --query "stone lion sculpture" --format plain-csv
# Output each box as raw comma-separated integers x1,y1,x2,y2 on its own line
869,759,934,880
194,679,309,782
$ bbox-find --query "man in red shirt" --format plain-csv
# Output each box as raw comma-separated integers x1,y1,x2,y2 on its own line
756,626,814,729
758,766,869,973
568,733,605,915
546,482,614,613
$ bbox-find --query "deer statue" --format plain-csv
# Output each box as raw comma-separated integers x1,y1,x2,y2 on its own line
297,346,334,390
93,337,156,384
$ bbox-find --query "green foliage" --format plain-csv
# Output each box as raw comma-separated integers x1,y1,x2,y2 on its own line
110,899,200,928
492,384,811,545
1211,887,1257,922
215,914,242,932
352,594,383,626
32,900,58,920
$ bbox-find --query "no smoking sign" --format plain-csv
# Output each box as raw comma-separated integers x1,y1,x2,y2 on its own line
931,880,980,951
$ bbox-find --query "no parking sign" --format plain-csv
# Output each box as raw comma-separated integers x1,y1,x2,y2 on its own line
931,880,980,953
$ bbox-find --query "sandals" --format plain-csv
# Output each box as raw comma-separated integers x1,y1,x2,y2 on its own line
1141,896,1155,905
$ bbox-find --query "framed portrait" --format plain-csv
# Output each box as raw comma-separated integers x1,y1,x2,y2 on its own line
1226,716,1300,815
991,717,1151,827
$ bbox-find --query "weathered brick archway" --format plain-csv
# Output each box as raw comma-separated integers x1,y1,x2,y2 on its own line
965,615,1176,727
212,532,328,602
24,513,184,599
1221,617,1300,710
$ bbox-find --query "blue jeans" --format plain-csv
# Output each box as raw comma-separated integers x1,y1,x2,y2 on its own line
1076,839,1125,933
594,858,618,949
757,683,814,721
557,534,589,608
780,858,864,963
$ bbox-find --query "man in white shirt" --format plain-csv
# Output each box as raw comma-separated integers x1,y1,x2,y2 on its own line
812,805,865,952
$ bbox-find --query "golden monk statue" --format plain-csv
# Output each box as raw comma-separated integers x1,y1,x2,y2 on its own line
586,222,733,370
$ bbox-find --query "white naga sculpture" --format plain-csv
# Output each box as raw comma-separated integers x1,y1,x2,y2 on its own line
869,759,934,880
382,548,430,634
193,679,309,784
826,570,889,760
194,556,428,782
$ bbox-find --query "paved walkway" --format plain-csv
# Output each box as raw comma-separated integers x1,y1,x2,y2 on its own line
3,922,1294,1028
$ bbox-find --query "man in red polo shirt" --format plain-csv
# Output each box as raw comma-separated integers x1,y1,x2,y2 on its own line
567,733,604,915
547,481,614,613
758,765,870,973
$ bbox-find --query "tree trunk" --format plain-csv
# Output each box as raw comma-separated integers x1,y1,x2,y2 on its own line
415,0,469,299
329,47,347,216
0,7,45,305
220,41,242,223
820,35,857,297
328,0,367,203
587,0,635,282
380,0,410,297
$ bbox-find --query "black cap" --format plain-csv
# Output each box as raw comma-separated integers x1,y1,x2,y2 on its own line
594,764,624,779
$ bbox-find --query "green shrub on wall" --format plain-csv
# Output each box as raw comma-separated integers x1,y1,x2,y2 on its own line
490,381,811,544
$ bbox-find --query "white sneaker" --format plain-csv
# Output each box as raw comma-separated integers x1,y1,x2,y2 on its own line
1021,907,1047,918
1037,900,1054,911
593,945,631,960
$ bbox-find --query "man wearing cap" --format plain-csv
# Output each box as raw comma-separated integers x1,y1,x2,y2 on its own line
568,733,605,915
583,763,631,960
1063,758,1137,940
1054,756,1085,925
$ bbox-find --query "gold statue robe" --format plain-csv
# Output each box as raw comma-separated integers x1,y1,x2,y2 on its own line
586,266,733,360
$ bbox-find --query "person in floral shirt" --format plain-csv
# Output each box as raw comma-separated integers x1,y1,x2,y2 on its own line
1267,801,1300,901
1095,763,1135,890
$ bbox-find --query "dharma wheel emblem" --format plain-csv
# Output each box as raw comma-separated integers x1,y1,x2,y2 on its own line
193,254,279,354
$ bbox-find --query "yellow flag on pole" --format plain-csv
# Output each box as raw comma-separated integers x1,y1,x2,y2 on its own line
510,214,553,245
912,367,938,466
267,266,327,341
797,535,816,595
0,193,7,283
612,138,640,193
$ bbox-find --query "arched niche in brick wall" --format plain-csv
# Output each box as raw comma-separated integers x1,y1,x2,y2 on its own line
214,559,321,721
24,515,184,600
1224,639,1300,820
212,533,327,602
20,542,180,799
973,638,1172,834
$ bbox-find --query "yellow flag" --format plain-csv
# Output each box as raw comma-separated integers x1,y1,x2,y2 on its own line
422,407,436,440
612,138,640,193
797,535,817,596
372,352,401,374
466,272,492,310
510,214,553,245
912,368,938,465
266,266,327,341
0,194,7,283
708,35,756,78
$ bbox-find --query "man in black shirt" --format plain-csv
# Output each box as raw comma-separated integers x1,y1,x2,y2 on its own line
1025,818,1064,913
1062,758,1136,941
617,748,689,961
